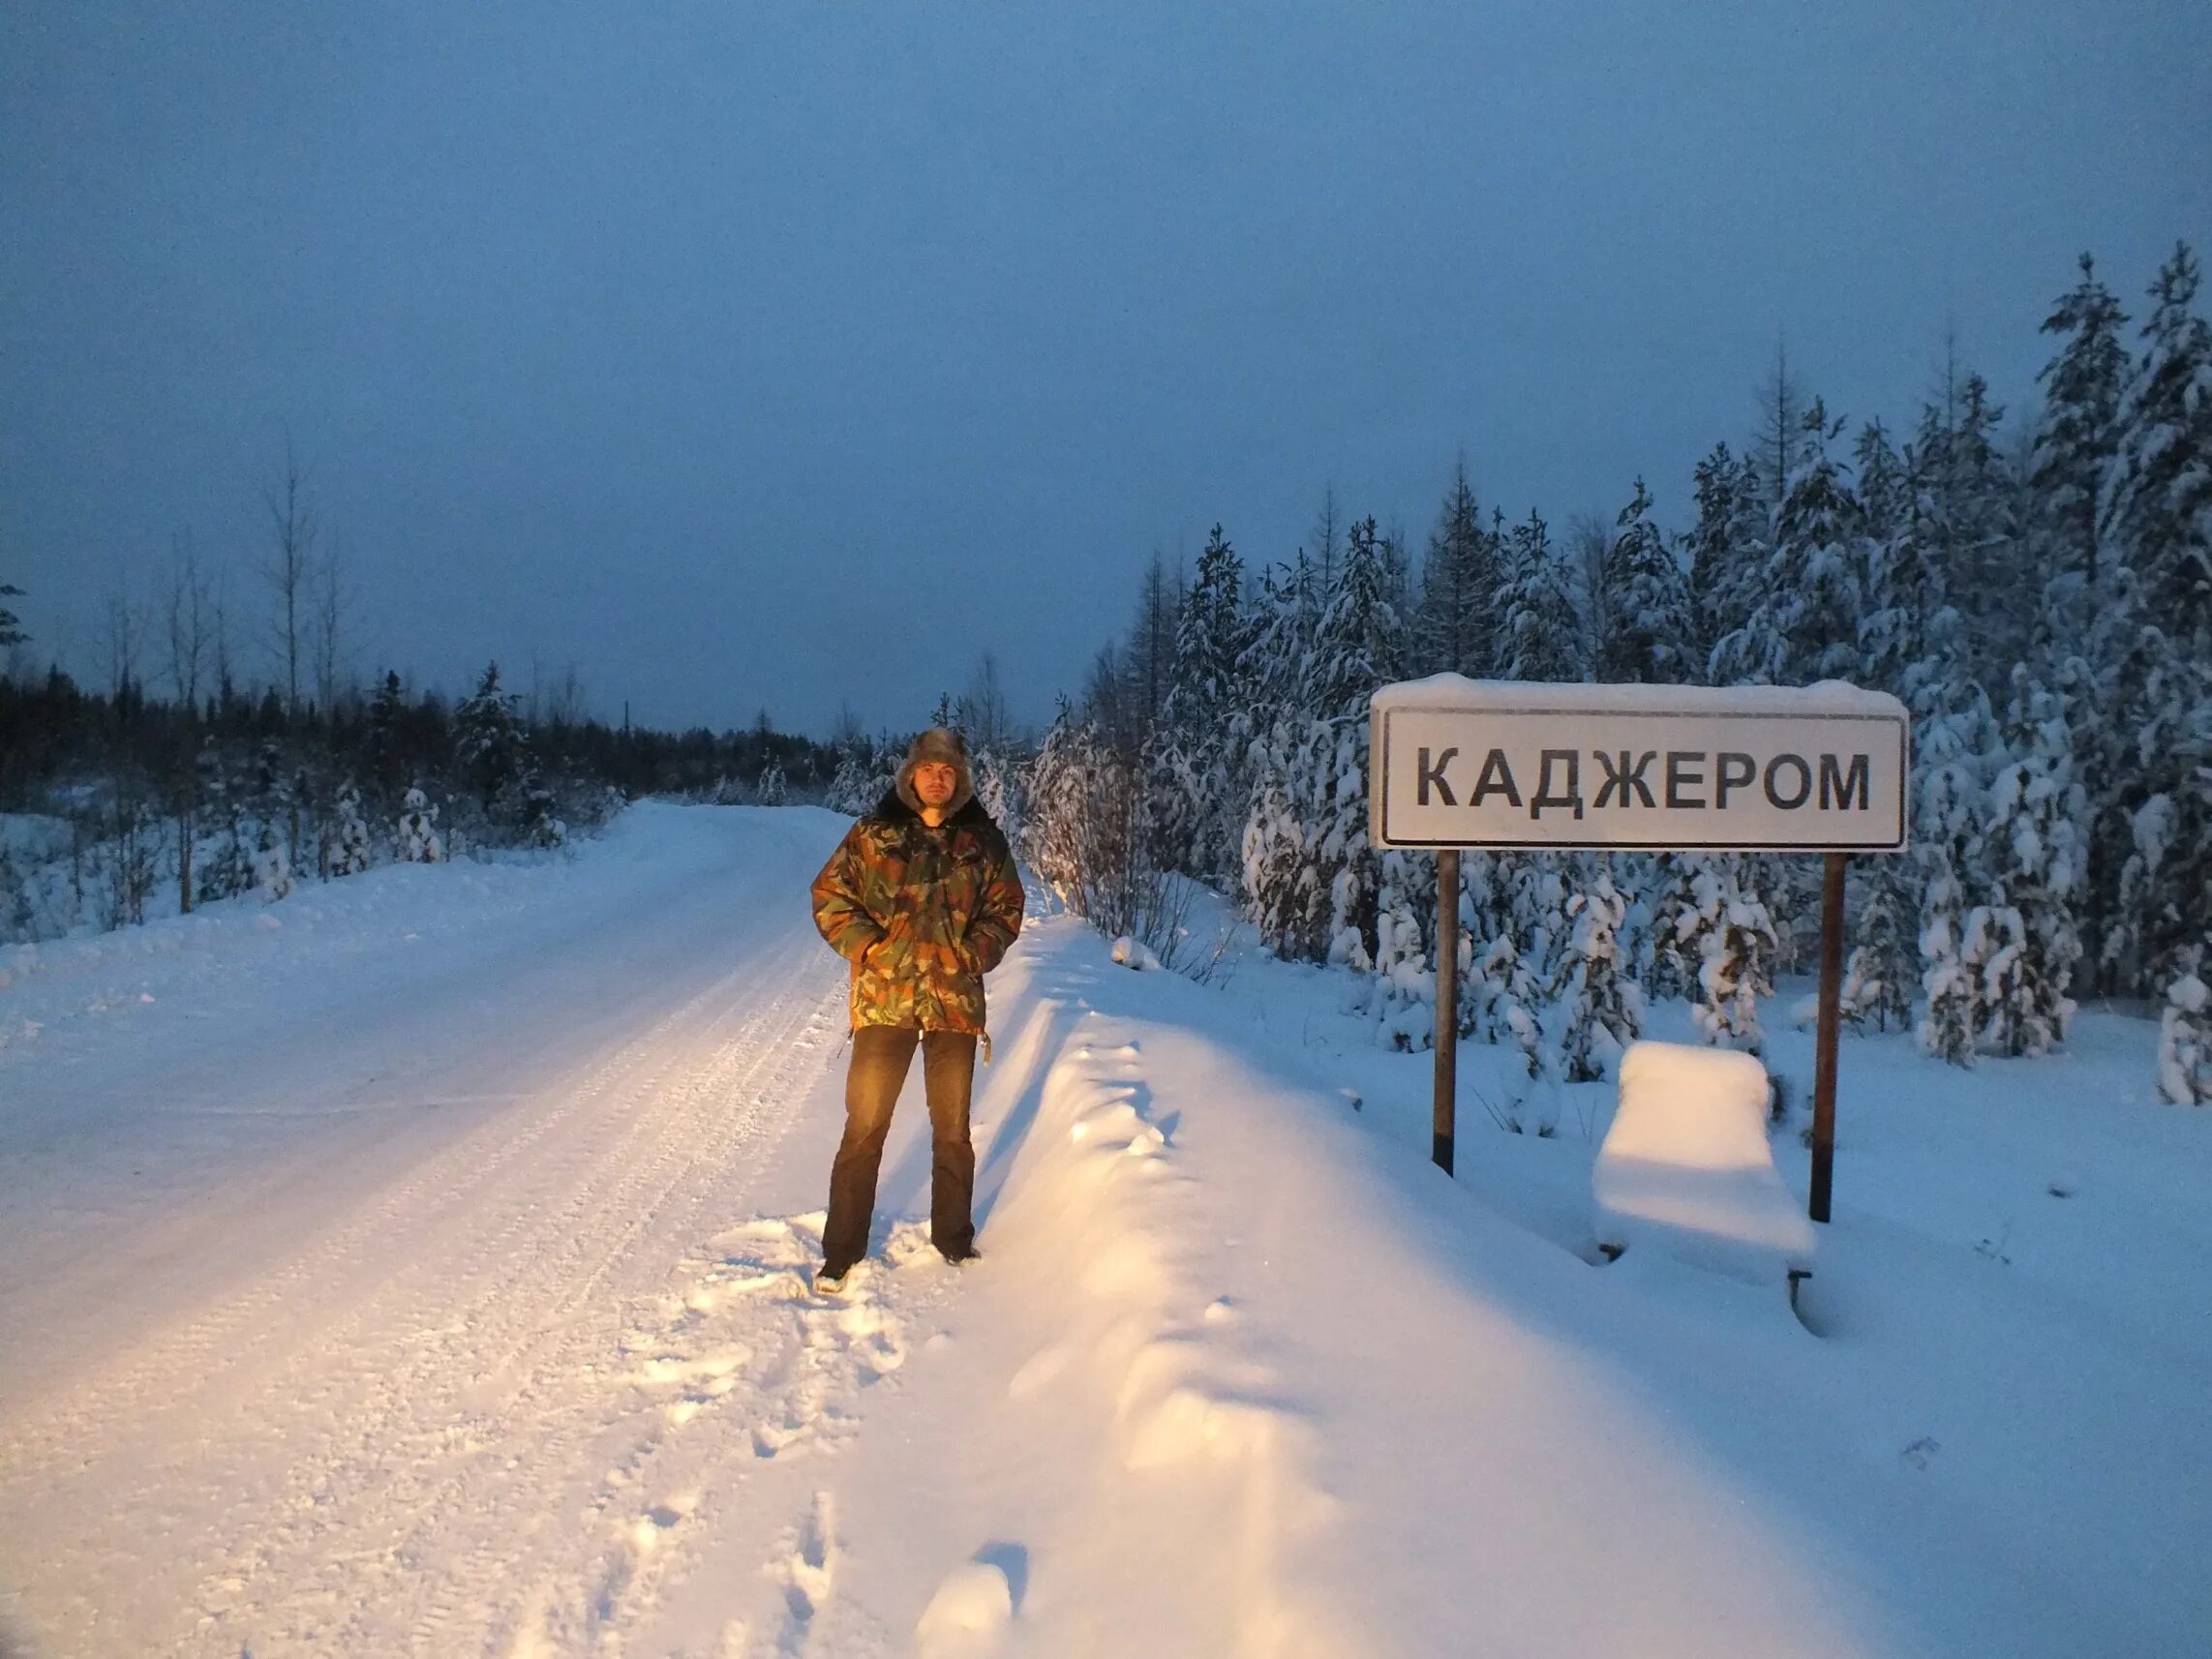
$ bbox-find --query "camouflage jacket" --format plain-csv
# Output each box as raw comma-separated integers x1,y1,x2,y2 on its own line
810,793,1024,1035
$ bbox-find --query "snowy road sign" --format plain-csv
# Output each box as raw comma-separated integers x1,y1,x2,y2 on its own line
1369,677,1909,852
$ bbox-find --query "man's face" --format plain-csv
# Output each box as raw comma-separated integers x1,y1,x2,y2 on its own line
913,761,958,807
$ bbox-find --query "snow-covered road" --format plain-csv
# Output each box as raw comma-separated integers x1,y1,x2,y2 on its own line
4,803,2207,1658
1,806,896,1653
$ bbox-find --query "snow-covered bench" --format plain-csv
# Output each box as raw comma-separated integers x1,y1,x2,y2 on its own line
1591,1041,1816,1304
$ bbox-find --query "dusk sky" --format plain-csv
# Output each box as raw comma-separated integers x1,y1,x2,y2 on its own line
5,2,2207,738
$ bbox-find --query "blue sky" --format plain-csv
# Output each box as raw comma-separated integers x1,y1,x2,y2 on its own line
4,2,2207,735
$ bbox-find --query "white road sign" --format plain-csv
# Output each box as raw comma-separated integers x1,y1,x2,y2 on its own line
1369,677,1909,852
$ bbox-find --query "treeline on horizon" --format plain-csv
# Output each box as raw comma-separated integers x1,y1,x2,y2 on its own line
1007,241,2209,1105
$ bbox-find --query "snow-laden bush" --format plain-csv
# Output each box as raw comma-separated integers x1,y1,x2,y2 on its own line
2159,969,2209,1105
397,788,443,863
326,779,372,877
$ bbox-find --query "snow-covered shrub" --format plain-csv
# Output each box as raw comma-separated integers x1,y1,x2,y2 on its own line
756,759,787,805
397,788,443,863
326,779,372,877
2158,968,2209,1105
253,819,293,901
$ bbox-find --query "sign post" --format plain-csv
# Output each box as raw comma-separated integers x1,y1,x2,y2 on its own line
1433,848,1459,1175
1369,677,1909,1218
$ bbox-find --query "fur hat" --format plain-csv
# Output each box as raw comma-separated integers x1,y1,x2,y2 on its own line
895,726,975,818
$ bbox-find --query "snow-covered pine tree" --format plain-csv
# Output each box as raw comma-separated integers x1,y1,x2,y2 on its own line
326,778,372,876
1498,509,1586,683
755,759,787,805
1596,479,1693,683
1414,462,1500,678
1687,856,1777,1053
1553,860,1644,1081
397,786,443,862
1975,668,2087,1057
1712,400,1865,687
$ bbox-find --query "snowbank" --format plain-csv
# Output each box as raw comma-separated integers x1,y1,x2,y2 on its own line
1593,1041,1817,1283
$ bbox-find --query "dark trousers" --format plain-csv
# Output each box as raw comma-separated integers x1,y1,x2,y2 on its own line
822,1026,977,1274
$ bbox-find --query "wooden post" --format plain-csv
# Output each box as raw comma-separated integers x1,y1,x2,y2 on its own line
1809,852,1848,1223
1434,849,1459,1176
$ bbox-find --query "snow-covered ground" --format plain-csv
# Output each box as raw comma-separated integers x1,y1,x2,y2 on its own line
1,803,2205,1657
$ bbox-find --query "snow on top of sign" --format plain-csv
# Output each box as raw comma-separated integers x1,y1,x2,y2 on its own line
1592,1041,1817,1282
1371,674,1905,720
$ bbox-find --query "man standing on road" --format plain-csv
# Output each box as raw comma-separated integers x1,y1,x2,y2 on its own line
808,728,1024,1294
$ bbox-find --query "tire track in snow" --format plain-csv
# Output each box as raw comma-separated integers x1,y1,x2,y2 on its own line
0,820,856,1658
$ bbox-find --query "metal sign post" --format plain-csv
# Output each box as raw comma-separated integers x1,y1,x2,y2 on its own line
1368,677,1909,1217
1809,852,1848,1222
1434,849,1459,1175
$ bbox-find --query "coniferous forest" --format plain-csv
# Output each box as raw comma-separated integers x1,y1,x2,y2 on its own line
1007,245,2210,1105
7,245,2207,1104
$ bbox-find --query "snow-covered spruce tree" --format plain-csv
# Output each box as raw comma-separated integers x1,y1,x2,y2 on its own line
1688,445,1772,679
1938,372,2030,679
1686,856,1777,1053
1915,689,1996,1066
252,818,293,900
824,744,877,815
970,743,1021,848
1414,461,1501,678
1240,744,1315,960
1841,857,1916,1032
397,786,443,862
326,778,372,877
1975,668,2087,1057
1284,519,1406,970
1642,854,1703,1006
1712,400,1865,688
1854,418,1910,552
2094,243,2212,997
755,759,787,805
1498,509,1586,683
2159,958,2210,1105
196,744,254,904
1465,854,1566,1070
1367,848,1439,1050
1596,479,1693,683
1151,524,1247,884
2031,254,2130,616
453,661,527,829
1553,860,1644,1082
